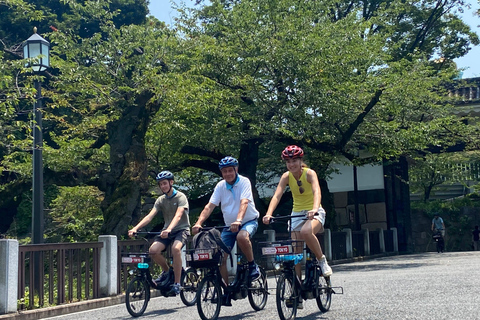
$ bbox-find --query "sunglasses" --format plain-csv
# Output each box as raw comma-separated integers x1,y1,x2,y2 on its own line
297,180,305,194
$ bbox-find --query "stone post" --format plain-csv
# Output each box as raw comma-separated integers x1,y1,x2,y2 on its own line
363,229,370,256
0,239,18,314
344,228,353,258
99,235,117,296
390,227,398,252
378,228,385,253
324,228,332,261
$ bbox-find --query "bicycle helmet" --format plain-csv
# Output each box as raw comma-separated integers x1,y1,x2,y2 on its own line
156,170,174,181
218,156,239,170
281,145,304,160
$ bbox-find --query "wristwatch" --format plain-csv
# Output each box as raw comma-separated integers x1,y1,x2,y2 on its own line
236,219,242,223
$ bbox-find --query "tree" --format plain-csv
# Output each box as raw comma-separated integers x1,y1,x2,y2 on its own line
2,0,480,239
0,0,148,46
409,151,480,201
148,0,480,207
1,0,160,238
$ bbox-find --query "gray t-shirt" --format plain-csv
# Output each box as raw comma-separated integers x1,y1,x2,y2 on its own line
154,190,190,233
432,217,444,230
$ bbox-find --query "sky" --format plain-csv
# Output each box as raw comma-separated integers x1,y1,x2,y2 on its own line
149,1,480,79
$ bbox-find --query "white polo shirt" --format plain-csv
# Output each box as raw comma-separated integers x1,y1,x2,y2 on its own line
209,174,259,226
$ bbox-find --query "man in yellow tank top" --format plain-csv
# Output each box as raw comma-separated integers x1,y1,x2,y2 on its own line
263,145,332,282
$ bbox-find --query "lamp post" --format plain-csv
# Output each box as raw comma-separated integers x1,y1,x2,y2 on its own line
22,27,50,245
352,150,361,231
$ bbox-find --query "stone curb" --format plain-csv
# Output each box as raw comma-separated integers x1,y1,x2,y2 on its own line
0,252,397,320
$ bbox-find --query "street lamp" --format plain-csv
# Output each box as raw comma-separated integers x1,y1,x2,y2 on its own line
23,27,50,244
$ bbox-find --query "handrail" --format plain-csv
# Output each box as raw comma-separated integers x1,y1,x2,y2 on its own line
17,241,103,310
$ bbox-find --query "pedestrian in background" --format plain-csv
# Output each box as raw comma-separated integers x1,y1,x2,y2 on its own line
472,226,480,251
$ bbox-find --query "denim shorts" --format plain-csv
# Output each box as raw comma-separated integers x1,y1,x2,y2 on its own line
221,219,258,250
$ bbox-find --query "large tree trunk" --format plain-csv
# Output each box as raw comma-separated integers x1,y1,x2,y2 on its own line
100,95,161,236
237,138,267,215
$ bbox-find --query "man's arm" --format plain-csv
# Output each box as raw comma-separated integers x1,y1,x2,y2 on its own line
128,207,158,237
230,198,249,233
192,202,216,234
162,207,186,238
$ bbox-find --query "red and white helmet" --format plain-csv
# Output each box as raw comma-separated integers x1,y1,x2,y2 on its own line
281,145,304,160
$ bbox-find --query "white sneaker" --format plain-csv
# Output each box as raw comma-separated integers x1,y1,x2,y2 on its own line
319,255,332,277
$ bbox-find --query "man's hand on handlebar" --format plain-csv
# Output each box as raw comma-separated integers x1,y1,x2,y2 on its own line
127,229,137,238
192,224,202,235
262,215,273,225
230,220,241,232
160,229,170,239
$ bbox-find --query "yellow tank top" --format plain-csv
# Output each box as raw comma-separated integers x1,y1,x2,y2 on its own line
288,168,314,212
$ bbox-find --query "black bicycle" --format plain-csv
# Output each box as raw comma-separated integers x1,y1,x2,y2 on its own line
187,226,268,320
262,215,343,320
432,229,445,253
122,231,200,317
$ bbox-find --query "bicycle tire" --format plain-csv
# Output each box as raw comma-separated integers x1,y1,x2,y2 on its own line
125,276,150,317
276,273,298,320
248,266,268,311
316,275,332,312
196,276,222,320
181,267,199,306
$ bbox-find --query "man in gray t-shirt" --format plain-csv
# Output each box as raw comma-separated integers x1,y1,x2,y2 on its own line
128,171,190,296
431,214,445,237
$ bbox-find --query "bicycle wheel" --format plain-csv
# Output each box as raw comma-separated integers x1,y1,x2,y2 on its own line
196,276,222,320
248,266,268,311
181,268,199,306
125,276,150,317
276,273,298,320
316,275,332,312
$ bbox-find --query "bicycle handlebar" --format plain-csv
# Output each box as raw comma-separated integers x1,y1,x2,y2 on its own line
266,213,319,223
197,225,229,231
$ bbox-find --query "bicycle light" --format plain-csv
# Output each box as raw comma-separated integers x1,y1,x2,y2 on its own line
274,263,281,270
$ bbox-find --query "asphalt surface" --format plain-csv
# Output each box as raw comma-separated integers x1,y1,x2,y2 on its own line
41,251,480,320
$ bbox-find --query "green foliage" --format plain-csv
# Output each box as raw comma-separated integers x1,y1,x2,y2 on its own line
45,186,103,242
409,151,480,201
2,0,480,239
163,0,478,170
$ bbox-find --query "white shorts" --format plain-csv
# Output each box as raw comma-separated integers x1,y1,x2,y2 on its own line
290,207,326,232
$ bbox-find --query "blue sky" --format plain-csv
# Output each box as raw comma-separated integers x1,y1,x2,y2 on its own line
149,0,479,79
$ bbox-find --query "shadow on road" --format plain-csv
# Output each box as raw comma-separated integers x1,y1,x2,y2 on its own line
216,309,264,319
332,253,442,273
112,304,181,319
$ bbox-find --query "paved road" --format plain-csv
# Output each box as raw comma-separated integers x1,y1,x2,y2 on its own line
45,252,480,320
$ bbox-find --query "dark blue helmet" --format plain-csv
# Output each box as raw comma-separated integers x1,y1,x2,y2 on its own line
218,156,239,170
156,171,174,181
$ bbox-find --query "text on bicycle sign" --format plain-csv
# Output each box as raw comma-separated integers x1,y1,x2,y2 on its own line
193,252,212,261
121,256,144,264
262,245,293,255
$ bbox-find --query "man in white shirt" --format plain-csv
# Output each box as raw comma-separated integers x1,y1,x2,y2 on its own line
192,156,260,288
